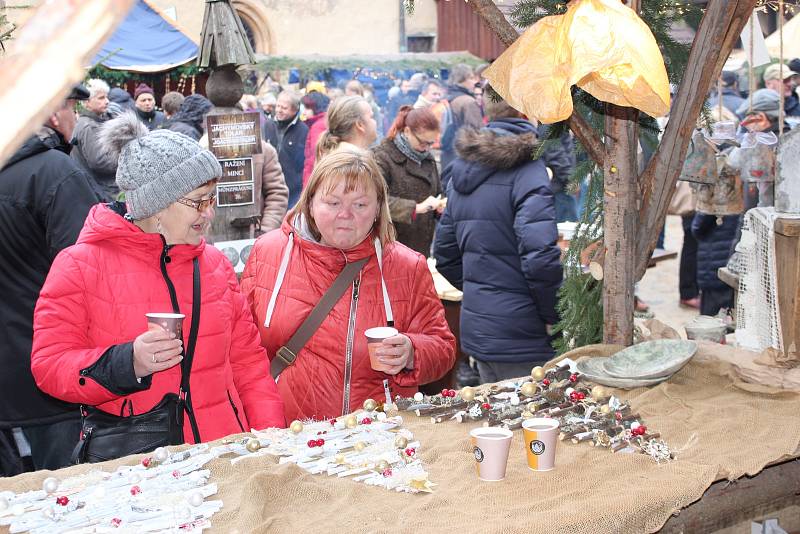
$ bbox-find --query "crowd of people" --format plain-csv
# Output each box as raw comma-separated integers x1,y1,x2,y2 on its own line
5,55,790,477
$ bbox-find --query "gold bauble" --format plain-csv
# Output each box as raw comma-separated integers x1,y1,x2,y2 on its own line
376,460,390,471
345,414,358,429
394,436,409,449
591,385,608,400
245,438,261,453
520,382,537,398
363,398,377,412
460,386,476,402
289,420,304,434
334,454,345,464
354,441,366,452
599,405,611,415
521,411,533,418
531,366,546,381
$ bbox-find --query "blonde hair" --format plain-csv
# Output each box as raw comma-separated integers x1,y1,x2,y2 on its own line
289,150,395,246
316,95,369,160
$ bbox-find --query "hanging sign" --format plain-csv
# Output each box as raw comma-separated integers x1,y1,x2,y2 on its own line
217,157,255,207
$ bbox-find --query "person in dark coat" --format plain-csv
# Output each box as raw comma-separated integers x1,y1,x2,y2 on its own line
434,87,563,383
372,105,443,256
163,94,214,141
262,90,308,208
133,83,165,130
692,213,739,316
108,87,135,116
707,71,745,119
71,79,119,201
537,123,577,222
440,64,483,173
0,85,100,475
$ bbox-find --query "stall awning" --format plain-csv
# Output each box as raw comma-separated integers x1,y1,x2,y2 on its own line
90,0,198,72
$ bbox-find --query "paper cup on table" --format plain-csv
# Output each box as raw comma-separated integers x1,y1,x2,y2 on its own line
146,313,185,339
469,427,513,482
365,327,399,373
522,418,559,471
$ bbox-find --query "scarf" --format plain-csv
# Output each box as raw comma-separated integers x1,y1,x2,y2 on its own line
394,133,431,166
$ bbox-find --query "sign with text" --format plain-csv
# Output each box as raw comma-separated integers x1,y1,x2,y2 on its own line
217,157,255,207
206,112,262,159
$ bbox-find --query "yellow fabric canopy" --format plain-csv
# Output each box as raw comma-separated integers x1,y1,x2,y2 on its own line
484,0,671,124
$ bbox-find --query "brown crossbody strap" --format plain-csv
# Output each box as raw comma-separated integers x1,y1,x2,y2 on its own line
270,257,369,378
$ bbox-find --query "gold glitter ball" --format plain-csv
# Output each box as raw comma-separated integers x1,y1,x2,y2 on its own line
376,460,390,471
460,386,476,402
363,398,377,412
354,441,366,452
345,415,358,429
531,366,546,381
245,439,261,453
289,420,304,434
394,436,408,449
520,382,537,398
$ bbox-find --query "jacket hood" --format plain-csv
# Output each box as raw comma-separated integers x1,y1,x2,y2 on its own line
2,127,69,170
450,119,540,195
446,84,474,102
174,95,214,128
77,203,204,264
108,88,134,108
305,111,326,128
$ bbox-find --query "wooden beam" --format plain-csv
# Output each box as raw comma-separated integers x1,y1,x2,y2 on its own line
634,0,758,279
466,0,604,166
601,0,640,345
0,0,135,167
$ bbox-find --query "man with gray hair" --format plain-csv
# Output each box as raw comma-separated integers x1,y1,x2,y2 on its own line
441,64,483,171
262,90,308,207
161,91,185,120
71,78,120,201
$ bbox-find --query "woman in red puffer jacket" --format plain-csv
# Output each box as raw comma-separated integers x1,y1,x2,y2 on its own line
31,113,284,457
241,150,456,422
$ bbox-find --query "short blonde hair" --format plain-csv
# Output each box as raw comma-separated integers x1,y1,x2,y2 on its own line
289,150,395,246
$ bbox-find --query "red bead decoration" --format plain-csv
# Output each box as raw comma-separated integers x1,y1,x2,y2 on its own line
569,374,578,383
576,392,586,400
639,425,647,434
172,470,181,478
307,439,317,448
447,389,456,397
360,417,372,425
382,468,393,477
542,379,551,386
130,486,141,496
441,388,449,397
569,391,578,402
316,439,325,447
141,457,151,468
56,496,69,506
405,447,416,457
615,412,622,421
111,518,122,527
329,419,336,426
481,402,491,410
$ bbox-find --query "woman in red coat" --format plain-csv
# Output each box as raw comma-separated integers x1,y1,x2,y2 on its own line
241,150,456,421
301,91,330,187
31,113,285,458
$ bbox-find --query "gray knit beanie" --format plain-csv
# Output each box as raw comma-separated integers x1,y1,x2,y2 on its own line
99,111,221,220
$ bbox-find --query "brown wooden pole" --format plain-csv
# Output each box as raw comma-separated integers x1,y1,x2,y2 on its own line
634,0,759,279
602,104,639,345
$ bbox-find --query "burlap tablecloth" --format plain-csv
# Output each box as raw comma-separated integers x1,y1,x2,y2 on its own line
3,343,800,533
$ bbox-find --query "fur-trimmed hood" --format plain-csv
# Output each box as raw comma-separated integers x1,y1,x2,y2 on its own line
448,118,540,195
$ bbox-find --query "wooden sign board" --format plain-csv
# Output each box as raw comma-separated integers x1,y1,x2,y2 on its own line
217,157,255,207
206,112,262,159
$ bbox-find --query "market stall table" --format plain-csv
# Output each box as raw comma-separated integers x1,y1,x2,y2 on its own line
2,343,799,533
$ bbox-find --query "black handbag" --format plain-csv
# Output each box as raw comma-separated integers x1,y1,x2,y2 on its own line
71,257,202,464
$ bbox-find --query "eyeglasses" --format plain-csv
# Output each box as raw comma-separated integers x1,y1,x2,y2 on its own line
176,194,216,212
409,130,435,149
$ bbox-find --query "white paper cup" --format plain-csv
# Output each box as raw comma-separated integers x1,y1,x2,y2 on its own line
522,418,559,471
469,427,513,481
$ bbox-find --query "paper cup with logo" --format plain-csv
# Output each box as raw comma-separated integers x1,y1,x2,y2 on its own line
522,418,559,471
364,327,399,373
469,427,513,482
146,313,185,339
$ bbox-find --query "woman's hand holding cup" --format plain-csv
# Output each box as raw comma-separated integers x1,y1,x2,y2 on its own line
366,327,414,375
132,328,183,378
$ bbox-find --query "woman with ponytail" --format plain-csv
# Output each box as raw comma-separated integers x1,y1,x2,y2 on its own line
314,96,378,162
371,105,443,256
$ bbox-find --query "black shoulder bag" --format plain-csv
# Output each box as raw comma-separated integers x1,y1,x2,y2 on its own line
71,257,202,464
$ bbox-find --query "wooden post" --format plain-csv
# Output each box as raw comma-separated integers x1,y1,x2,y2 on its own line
602,103,639,345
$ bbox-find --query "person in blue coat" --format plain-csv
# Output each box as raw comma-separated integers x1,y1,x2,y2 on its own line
434,87,563,383
692,213,739,316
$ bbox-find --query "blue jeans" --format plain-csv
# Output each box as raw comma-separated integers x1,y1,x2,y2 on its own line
553,191,578,223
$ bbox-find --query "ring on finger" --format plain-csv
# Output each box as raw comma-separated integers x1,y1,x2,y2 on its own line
152,353,157,363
